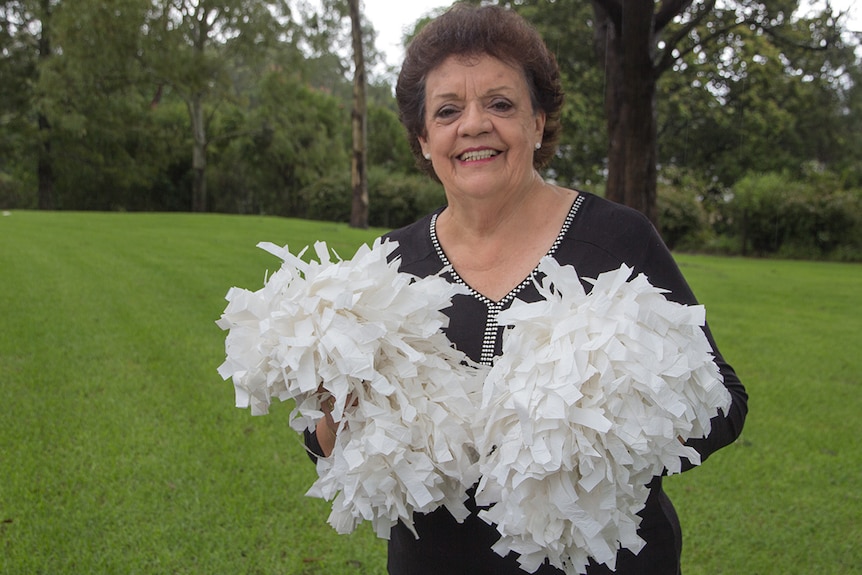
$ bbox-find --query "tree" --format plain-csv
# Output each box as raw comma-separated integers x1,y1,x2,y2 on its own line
206,60,351,216
2,0,856,225
33,0,55,209
0,0,60,208
570,0,857,227
590,0,700,226
347,0,368,228
45,0,178,210
2,0,188,211
655,2,859,187
0,1,39,207
142,0,291,212
295,0,384,227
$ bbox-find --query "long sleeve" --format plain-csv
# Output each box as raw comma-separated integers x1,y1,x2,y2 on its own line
637,218,747,466
558,193,747,468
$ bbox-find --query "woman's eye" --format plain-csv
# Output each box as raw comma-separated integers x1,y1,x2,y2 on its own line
435,106,459,119
491,100,514,112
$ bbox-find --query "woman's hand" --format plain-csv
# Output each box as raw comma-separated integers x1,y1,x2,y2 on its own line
316,397,338,457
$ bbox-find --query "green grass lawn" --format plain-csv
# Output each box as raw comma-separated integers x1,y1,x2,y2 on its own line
1,211,859,574
667,254,861,574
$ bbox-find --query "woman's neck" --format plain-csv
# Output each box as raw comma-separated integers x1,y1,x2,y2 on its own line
434,181,578,301
438,177,572,242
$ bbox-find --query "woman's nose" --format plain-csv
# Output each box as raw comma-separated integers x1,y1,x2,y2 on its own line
457,103,492,137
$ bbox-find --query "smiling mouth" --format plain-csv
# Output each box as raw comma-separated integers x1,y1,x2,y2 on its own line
458,149,500,162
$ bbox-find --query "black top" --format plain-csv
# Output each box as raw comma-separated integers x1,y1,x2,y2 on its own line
308,192,748,575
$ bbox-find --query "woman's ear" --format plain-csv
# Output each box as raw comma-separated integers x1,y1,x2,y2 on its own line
534,110,546,145
418,136,430,160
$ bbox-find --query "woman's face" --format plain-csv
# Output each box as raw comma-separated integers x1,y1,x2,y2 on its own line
418,54,546,203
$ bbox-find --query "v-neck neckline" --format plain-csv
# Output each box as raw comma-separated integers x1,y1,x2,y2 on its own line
429,193,584,306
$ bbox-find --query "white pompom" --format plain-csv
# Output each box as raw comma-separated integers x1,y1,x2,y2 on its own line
217,239,486,538
475,259,731,574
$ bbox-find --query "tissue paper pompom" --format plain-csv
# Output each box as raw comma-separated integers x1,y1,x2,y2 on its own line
475,259,731,574
216,239,486,538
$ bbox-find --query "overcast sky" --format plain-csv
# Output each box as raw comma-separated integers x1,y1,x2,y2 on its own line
361,0,861,69
362,0,449,68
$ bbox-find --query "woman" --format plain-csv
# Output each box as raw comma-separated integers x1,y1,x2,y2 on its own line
309,4,748,574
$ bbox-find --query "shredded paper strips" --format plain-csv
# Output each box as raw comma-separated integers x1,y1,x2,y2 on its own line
217,243,731,574
216,239,486,538
473,258,731,574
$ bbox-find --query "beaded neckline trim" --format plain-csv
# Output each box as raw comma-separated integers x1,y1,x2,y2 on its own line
430,194,583,306
430,194,585,364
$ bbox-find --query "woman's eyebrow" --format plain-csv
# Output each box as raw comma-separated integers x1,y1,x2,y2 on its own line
428,85,516,102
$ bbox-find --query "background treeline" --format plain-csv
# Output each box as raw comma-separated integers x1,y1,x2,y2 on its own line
1,0,861,260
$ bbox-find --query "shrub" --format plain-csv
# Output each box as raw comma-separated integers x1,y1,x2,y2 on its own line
0,172,36,210
657,168,712,251
297,172,352,223
368,168,446,229
295,168,447,229
725,171,862,260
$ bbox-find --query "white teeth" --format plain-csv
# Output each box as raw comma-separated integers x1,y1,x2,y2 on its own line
460,149,499,161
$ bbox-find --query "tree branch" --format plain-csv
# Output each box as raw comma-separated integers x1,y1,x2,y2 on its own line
654,0,726,76
655,0,693,33
761,22,838,53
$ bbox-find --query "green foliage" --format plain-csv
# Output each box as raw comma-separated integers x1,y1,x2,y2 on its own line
725,169,862,259
654,164,862,261
1,0,861,259
656,1,860,187
0,171,34,209
656,168,712,251
509,0,607,187
0,3,38,187
295,167,446,229
208,67,352,216
1,212,860,574
367,105,415,174
297,171,352,223
367,168,447,229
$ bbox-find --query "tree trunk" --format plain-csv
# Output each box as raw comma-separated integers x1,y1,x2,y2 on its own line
37,113,54,210
593,0,659,228
37,0,54,210
189,94,207,212
348,0,369,229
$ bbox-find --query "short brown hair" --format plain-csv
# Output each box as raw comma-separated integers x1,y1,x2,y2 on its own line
395,3,564,180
